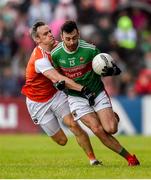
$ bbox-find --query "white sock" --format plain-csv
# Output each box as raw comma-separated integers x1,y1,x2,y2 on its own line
90,159,97,165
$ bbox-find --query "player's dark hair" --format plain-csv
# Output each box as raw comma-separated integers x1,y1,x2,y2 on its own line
30,21,46,39
61,20,78,34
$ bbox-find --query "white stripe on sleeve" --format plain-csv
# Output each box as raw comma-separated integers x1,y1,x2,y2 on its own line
35,58,54,73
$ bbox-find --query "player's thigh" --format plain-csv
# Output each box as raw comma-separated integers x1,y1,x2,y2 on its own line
93,90,112,112
80,112,102,131
67,95,94,121
80,112,108,138
63,113,74,127
97,107,118,134
93,90,118,133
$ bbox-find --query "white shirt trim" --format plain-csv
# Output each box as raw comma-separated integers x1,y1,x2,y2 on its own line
35,58,54,73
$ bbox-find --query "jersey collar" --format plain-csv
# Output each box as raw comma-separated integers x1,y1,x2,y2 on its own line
38,45,51,54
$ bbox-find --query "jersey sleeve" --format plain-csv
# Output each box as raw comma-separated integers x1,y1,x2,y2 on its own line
35,58,54,74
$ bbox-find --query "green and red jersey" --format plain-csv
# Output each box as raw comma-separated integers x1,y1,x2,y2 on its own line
51,39,104,97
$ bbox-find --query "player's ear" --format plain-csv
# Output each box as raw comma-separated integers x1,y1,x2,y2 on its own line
34,36,40,44
60,33,63,41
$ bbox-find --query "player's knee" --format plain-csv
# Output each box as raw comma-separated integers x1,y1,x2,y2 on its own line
56,137,68,146
105,124,118,134
105,114,119,134
69,121,78,129
68,120,78,130
114,112,120,123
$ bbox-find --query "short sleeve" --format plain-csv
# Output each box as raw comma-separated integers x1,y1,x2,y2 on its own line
35,58,54,73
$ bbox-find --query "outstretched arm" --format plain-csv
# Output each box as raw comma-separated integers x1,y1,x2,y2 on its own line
43,68,83,91
44,69,95,106
35,58,95,106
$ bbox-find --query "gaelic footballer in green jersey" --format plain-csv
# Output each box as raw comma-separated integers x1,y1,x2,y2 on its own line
51,20,140,166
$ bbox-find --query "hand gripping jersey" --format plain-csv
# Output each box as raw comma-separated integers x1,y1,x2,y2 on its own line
21,46,57,102
51,40,104,97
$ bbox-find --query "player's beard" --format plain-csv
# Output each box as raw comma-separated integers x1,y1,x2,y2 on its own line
49,38,55,49
49,37,55,45
66,43,78,52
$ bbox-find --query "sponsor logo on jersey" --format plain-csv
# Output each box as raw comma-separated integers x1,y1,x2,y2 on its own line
60,61,92,79
59,59,66,64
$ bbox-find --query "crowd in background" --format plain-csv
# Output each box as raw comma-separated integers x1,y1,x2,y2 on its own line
0,0,151,98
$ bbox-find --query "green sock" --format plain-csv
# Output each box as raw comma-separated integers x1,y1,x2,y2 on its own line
119,148,131,159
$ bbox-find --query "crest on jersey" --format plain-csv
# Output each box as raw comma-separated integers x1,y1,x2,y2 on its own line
72,110,77,117
80,57,84,62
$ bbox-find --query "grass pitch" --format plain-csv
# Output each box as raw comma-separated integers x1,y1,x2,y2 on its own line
0,134,150,179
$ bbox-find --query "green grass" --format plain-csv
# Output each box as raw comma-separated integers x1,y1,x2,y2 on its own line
0,134,150,179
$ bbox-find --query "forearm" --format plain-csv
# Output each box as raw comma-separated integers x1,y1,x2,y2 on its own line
44,69,95,106
63,76,83,91
43,69,83,91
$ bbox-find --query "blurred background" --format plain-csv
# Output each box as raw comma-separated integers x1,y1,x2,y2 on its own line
0,0,151,135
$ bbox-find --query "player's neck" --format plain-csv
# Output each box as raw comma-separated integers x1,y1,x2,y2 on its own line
39,44,53,52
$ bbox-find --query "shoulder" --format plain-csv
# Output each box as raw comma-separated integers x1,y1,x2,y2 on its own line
79,39,96,50
31,46,47,60
51,42,63,56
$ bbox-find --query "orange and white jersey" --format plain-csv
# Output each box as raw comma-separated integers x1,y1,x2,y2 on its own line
21,46,57,102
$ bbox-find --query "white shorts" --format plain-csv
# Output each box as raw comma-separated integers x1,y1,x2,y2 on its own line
26,91,70,136
68,90,112,121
